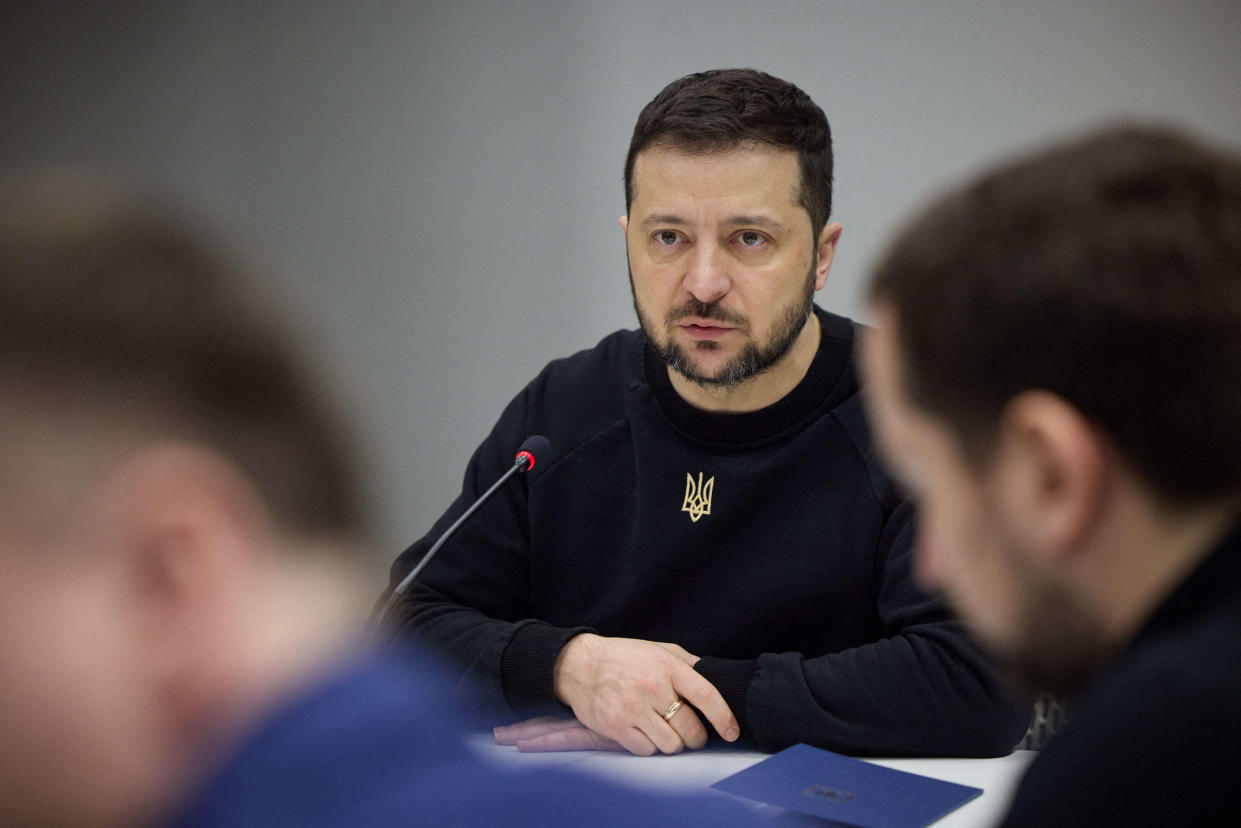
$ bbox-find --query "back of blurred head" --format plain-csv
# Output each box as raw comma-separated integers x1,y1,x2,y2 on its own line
0,175,369,826
863,126,1241,693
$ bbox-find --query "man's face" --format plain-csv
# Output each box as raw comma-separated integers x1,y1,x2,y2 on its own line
0,449,171,826
861,309,1106,693
622,144,837,387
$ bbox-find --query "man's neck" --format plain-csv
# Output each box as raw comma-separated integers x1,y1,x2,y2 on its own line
668,313,822,413
1088,488,1239,645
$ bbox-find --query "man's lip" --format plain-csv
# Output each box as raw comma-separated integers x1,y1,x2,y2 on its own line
679,320,735,340
678,317,736,329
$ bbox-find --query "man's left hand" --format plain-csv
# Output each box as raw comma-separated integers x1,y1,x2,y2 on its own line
493,716,625,752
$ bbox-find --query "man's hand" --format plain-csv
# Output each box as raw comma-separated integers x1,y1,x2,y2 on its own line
548,633,740,756
493,716,624,752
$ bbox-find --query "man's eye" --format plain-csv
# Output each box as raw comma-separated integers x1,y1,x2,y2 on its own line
737,231,766,247
654,230,682,246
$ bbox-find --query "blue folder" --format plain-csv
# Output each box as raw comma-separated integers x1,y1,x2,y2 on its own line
710,743,982,827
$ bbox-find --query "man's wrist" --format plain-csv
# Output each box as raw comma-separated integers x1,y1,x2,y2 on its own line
501,623,595,717
552,631,600,706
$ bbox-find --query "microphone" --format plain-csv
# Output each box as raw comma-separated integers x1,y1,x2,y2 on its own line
375,435,551,629
513,434,549,474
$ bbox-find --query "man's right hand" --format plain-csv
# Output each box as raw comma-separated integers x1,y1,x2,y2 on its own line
551,632,740,756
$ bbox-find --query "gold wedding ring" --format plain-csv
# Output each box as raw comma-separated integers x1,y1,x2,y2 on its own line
662,699,684,721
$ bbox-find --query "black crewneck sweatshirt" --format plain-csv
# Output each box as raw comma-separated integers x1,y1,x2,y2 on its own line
389,308,1026,755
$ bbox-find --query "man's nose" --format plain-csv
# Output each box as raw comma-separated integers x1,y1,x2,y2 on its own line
682,239,730,304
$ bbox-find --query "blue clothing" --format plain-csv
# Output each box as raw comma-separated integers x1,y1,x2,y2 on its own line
170,648,752,826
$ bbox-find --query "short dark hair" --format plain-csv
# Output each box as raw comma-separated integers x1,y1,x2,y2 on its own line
624,69,834,240
870,125,1241,503
0,177,364,539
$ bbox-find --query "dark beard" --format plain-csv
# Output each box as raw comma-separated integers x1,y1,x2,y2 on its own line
981,552,1113,698
631,258,817,389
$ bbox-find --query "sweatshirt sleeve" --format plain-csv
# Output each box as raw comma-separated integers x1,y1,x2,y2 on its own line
381,384,591,719
698,496,1030,756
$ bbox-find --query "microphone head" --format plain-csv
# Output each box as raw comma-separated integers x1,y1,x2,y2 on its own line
514,434,551,472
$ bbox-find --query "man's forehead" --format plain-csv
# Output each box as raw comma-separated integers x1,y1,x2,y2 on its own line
860,308,903,400
630,143,802,213
860,313,927,468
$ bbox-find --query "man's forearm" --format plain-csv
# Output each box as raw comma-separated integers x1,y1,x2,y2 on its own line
729,622,1028,756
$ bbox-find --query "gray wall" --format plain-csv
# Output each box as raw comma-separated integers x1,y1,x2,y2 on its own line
4,1,1240,581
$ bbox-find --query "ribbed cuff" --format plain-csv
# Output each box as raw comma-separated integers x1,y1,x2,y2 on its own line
694,655,757,741
500,623,594,717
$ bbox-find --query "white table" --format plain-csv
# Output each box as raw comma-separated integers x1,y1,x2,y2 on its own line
469,734,1035,826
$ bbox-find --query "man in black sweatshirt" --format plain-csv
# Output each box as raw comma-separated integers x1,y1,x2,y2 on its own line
863,126,1241,823
385,68,1027,756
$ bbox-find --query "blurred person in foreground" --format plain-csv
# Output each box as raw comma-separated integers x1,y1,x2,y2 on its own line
0,178,749,827
862,125,1241,825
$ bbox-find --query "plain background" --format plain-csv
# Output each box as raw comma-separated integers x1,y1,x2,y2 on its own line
4,1,1240,581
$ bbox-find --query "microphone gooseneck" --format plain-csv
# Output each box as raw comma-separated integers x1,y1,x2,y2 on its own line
375,435,551,630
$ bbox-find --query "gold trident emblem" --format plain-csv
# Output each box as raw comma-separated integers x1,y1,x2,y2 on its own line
681,472,715,523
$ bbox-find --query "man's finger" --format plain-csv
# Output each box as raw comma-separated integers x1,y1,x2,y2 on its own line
515,725,624,753
615,726,660,757
638,708,686,755
494,716,581,745
663,701,708,750
672,665,740,742
516,723,659,757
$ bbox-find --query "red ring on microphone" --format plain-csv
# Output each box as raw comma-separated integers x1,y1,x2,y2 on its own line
515,450,536,470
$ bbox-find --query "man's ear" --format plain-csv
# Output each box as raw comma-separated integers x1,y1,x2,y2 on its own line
618,215,629,238
993,391,1108,564
105,445,269,743
814,222,843,290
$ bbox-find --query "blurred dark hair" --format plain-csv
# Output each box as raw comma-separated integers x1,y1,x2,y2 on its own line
624,68,834,240
870,125,1241,503
0,176,364,539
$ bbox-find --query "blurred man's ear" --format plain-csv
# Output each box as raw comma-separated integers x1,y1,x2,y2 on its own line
993,391,1108,566
103,445,270,746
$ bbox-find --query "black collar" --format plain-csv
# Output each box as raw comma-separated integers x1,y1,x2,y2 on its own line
1129,518,1241,650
